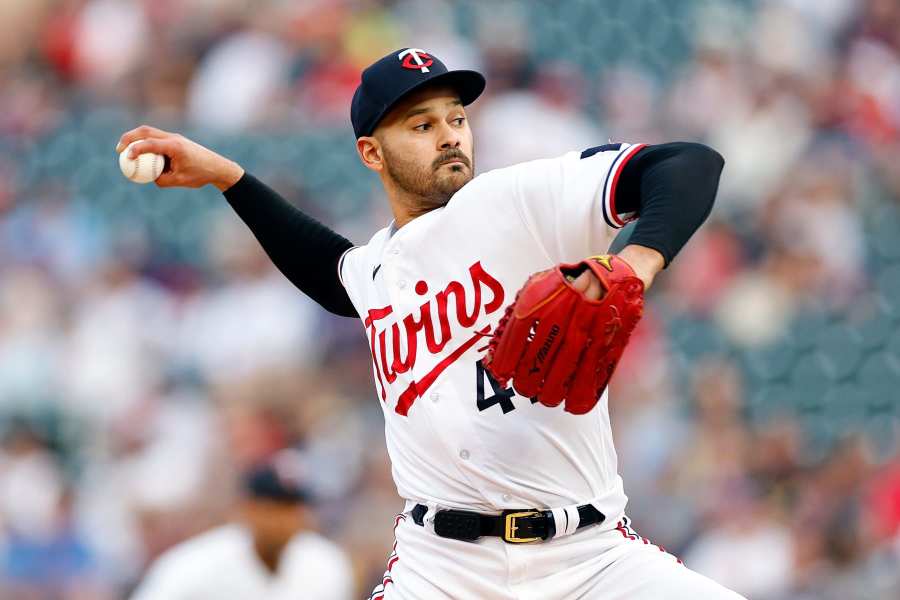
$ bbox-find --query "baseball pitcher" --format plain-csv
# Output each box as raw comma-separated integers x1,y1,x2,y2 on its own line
117,48,743,599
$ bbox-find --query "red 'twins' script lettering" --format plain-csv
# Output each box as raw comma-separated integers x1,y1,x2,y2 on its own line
364,261,505,416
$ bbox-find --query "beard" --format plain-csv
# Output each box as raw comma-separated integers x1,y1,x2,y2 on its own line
382,145,474,209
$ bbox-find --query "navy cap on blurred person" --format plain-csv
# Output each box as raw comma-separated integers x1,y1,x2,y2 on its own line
351,47,486,138
243,449,311,504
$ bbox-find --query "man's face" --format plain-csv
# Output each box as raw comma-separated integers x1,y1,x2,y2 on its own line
372,85,475,208
240,498,305,549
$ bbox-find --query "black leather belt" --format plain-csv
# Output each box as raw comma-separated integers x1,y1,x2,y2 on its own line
411,503,604,544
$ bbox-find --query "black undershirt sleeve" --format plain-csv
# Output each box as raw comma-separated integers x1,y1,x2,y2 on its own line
223,173,357,317
612,142,725,266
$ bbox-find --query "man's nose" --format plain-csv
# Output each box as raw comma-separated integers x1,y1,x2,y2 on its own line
438,122,461,149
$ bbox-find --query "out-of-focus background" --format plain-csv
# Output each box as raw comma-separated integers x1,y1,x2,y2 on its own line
1,0,899,598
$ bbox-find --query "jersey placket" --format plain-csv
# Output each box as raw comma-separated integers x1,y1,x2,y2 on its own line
382,234,500,508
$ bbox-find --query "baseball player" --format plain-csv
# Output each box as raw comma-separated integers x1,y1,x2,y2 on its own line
117,48,742,599
129,453,354,600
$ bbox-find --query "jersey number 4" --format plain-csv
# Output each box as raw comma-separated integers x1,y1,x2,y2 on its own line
475,360,537,414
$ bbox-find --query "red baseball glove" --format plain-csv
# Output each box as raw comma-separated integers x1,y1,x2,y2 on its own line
483,255,644,414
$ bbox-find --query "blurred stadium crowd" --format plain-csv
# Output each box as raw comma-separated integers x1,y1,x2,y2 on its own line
1,0,900,598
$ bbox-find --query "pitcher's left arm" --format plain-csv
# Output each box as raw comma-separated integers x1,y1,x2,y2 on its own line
604,142,725,289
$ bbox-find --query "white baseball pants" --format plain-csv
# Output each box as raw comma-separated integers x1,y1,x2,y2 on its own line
369,513,746,600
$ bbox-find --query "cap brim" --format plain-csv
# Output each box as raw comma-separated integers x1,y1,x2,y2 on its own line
362,69,486,137
424,69,486,106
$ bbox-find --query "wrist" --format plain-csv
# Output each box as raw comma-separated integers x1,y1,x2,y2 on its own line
617,244,664,290
213,159,245,192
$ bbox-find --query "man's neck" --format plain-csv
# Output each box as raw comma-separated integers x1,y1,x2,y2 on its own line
385,182,440,229
253,538,287,575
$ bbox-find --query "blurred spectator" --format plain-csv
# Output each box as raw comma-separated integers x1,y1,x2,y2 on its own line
62,254,174,423
175,212,322,382
0,424,65,547
187,29,292,132
474,59,600,170
0,423,112,599
683,484,794,599
73,0,150,86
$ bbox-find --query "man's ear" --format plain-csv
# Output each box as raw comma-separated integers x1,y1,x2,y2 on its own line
356,136,384,172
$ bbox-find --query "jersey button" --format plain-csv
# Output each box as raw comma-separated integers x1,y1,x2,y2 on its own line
502,493,512,503
391,247,400,255
459,449,470,460
430,392,440,402
397,279,407,289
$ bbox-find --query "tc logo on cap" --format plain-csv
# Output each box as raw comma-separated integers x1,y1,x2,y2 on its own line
398,48,433,73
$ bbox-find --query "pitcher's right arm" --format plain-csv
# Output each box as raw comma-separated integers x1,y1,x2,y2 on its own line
117,126,357,317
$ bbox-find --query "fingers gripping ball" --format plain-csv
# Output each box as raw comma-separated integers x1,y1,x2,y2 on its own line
119,140,165,184
483,255,644,415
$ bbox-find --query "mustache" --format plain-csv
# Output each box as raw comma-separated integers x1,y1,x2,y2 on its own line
433,150,470,169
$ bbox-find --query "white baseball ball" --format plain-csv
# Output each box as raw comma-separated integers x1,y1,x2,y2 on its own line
119,140,165,184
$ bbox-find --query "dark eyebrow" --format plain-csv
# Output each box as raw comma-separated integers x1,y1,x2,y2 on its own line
404,99,463,120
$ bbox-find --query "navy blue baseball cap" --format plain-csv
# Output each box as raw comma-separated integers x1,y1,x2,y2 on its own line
242,451,311,504
351,48,486,138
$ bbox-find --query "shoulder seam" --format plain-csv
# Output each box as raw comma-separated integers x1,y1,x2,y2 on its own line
601,143,647,228
337,246,358,287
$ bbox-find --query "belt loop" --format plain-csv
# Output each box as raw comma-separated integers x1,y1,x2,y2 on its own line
412,502,439,535
550,505,581,538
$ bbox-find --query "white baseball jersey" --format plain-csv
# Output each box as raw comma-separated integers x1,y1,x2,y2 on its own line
130,524,354,600
339,143,646,517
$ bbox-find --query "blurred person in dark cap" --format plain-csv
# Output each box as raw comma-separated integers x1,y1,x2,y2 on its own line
129,449,354,600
